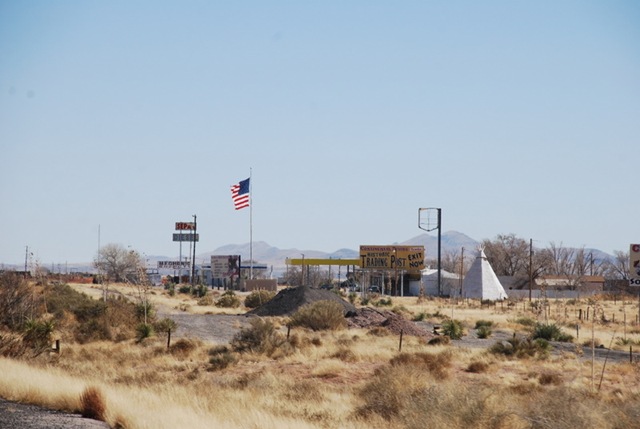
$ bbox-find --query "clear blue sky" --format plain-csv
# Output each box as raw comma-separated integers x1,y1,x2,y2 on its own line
1,1,638,265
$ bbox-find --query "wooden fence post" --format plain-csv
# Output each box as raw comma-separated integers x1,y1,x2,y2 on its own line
399,329,404,352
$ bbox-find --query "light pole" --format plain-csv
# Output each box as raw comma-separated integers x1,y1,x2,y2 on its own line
300,254,305,286
418,208,442,296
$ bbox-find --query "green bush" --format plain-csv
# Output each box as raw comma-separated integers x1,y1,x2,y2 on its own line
476,325,492,339
216,290,241,308
475,320,494,329
178,285,192,294
532,323,573,342
22,319,54,354
244,290,276,309
154,318,177,334
136,323,154,342
441,319,464,340
288,300,346,331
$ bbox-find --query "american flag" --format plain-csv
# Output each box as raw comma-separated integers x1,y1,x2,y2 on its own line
231,178,250,210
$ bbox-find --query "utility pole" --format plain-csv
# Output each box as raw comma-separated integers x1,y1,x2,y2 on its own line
191,214,197,287
529,238,533,302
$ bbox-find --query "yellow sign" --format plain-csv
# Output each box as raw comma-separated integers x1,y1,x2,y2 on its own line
359,245,425,271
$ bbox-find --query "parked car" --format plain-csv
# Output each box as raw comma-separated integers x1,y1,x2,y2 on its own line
367,286,381,294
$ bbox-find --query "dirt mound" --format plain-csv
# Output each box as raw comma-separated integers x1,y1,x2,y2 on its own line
346,307,435,339
248,286,357,317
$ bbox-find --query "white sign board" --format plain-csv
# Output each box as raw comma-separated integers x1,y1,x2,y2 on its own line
211,255,240,278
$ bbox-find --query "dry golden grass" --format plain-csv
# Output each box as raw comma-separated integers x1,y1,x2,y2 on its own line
3,293,640,428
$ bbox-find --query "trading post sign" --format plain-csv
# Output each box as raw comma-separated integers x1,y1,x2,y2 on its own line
359,245,425,271
630,244,640,286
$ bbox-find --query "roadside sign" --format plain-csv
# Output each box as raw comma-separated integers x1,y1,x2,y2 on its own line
173,233,199,242
175,222,195,231
158,261,190,269
630,244,640,286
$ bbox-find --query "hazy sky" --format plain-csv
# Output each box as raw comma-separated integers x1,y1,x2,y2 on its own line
1,1,639,265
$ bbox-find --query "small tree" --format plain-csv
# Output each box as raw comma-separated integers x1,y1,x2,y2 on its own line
94,243,144,283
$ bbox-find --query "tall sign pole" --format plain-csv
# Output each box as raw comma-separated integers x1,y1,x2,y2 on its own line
418,208,442,296
191,214,197,287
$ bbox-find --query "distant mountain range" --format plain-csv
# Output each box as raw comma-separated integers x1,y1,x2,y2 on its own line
196,231,481,270
4,231,614,275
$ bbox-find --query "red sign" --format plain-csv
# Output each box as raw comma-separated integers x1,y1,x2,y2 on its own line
175,222,195,231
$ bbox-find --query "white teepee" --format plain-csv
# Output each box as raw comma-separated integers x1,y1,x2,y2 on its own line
462,248,508,300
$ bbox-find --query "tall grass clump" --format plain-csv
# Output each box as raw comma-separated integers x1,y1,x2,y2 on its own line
80,386,106,421
215,290,241,308
288,300,346,331
475,320,493,339
532,323,573,342
244,290,276,309
441,319,464,340
230,318,288,357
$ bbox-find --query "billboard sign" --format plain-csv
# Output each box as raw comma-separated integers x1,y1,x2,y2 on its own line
211,255,241,278
630,244,640,286
175,222,195,231
173,233,199,242
359,245,425,271
158,260,190,269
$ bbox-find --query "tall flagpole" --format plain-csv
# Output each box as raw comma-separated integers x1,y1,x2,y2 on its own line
249,168,253,280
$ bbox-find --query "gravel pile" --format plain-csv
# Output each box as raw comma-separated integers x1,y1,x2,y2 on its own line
247,285,356,317
346,307,436,339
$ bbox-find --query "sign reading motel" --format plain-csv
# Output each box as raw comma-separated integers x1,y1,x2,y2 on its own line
359,245,425,271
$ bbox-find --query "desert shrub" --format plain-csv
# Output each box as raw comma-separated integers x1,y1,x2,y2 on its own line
412,312,427,321
367,326,391,337
170,338,197,356
357,353,451,420
441,319,464,340
490,336,550,359
197,294,215,306
466,361,489,373
80,386,106,421
374,298,393,307
533,323,573,342
135,301,156,323
208,345,238,370
475,320,494,329
331,347,358,363
136,323,154,342
216,291,241,308
348,292,357,304
22,319,54,354
193,284,208,298
428,335,451,346
154,318,177,335
476,325,492,339
244,290,276,309
0,331,29,358
390,351,452,380
230,318,287,356
0,272,41,330
178,285,192,294
538,372,563,385
288,300,346,331
514,317,536,327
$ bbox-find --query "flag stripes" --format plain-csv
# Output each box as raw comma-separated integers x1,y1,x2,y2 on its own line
231,178,250,210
